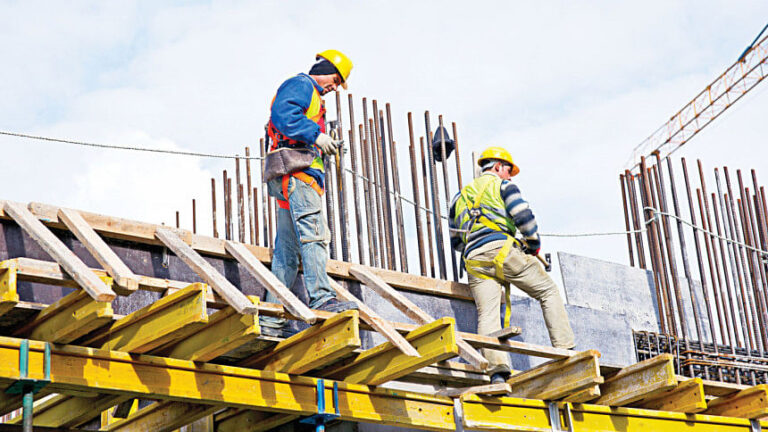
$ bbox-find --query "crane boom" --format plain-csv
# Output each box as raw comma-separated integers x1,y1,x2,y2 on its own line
626,33,768,171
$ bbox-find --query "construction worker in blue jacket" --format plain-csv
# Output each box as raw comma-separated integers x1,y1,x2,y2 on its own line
449,147,575,383
261,50,358,337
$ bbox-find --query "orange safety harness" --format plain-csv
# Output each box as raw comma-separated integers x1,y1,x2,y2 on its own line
277,171,324,209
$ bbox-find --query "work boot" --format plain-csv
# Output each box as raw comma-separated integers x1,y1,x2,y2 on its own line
316,298,359,313
490,372,511,384
487,364,511,384
259,324,297,339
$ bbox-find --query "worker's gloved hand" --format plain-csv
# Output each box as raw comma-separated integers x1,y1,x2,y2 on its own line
315,133,343,156
523,237,541,256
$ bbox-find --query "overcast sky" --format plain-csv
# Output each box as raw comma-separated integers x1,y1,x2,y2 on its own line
1,1,767,284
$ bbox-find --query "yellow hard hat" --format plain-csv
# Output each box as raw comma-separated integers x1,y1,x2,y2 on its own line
477,146,520,176
316,49,353,89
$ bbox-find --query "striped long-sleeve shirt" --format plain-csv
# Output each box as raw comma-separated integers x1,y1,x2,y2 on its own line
449,172,541,257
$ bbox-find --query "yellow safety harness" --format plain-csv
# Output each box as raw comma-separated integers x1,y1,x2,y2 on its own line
459,179,521,328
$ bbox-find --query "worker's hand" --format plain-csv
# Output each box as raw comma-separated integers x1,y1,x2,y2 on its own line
522,237,540,256
315,133,343,156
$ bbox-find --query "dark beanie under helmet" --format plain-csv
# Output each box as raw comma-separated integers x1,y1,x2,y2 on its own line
309,58,339,77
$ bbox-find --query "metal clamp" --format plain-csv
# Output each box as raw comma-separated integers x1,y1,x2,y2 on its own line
5,339,51,395
301,379,341,432
547,402,575,432
751,419,762,432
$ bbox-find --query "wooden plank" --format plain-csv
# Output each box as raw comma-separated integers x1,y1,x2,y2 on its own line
155,227,257,315
2,201,115,302
323,317,460,385
562,385,601,403
240,310,361,374
505,349,603,400
23,201,473,301
81,283,208,353
637,378,708,413
225,240,316,324
487,326,522,339
705,384,768,419
595,354,678,406
13,288,113,344
104,401,220,432
329,278,420,357
159,296,261,362
0,261,19,317
7,394,128,428
696,377,748,398
349,264,488,370
58,208,139,294
438,383,511,397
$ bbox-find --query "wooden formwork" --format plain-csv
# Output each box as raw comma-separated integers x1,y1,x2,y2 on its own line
0,200,766,431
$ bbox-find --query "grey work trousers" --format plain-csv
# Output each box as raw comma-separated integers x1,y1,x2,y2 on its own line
467,241,575,373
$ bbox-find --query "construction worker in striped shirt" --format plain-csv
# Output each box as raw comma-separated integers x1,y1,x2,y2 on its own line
449,146,575,383
260,50,358,337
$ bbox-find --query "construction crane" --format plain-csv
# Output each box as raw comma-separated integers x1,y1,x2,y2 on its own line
625,27,768,171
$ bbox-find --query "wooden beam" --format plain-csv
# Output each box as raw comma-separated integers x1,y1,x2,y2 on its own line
705,384,768,419
595,354,678,406
438,383,511,397
349,264,488,370
323,317,460,385
329,278,420,357
2,201,115,302
21,202,472,301
562,385,601,403
407,361,490,386
224,240,316,324
13,288,113,344
2,257,570,360
505,349,603,400
487,326,522,339
0,261,19,317
155,227,257,315
159,296,261,362
637,378,708,413
58,208,139,294
81,282,208,353
240,310,361,374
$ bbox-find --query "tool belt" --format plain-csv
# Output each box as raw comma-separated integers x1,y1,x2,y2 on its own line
263,146,316,182
463,236,521,328
276,172,324,210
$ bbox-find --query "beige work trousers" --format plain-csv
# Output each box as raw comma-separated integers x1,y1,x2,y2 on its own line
467,241,575,373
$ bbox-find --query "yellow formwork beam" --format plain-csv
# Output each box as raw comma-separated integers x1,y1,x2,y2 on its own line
595,353,677,406
461,395,768,432
82,282,208,353
15,284,114,344
0,260,19,317
241,309,361,374
505,349,603,400
637,378,708,413
159,296,260,362
0,336,456,431
705,384,768,419
323,317,460,385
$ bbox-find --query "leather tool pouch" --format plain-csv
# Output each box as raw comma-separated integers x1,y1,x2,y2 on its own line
263,147,315,182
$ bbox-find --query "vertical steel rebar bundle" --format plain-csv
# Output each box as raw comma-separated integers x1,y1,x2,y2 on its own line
189,95,472,283
622,156,768,384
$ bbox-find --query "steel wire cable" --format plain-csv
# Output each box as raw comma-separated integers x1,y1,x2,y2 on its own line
11,129,759,242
